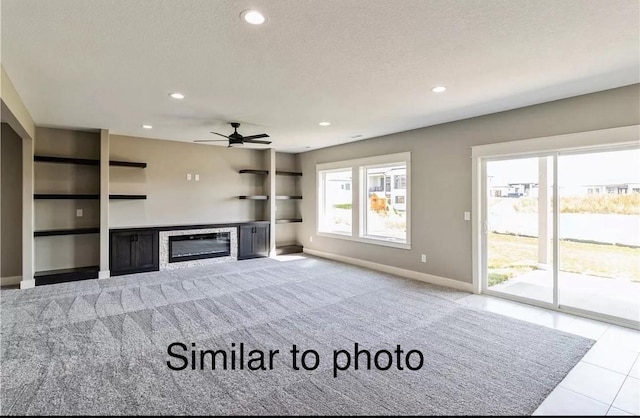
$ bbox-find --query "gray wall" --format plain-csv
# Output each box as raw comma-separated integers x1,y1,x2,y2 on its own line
1,123,23,278
297,84,640,284
109,135,266,228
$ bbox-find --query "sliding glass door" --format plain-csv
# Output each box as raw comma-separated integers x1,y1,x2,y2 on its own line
482,146,640,326
557,148,640,322
485,155,555,305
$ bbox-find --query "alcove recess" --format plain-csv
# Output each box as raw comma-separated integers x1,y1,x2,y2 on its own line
237,151,303,255
33,127,101,284
274,152,303,254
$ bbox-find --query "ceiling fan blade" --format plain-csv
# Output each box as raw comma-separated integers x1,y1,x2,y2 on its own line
242,134,269,140
193,139,229,143
210,132,230,139
243,139,272,145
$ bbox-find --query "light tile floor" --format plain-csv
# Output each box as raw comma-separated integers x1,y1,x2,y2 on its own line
457,294,640,416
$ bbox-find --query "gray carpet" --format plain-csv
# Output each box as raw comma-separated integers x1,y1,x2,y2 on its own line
1,255,592,415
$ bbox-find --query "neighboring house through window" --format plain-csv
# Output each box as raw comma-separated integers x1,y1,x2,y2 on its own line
317,152,410,249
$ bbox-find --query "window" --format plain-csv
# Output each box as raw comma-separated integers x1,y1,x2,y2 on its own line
318,169,352,235
363,164,407,242
317,152,410,249
394,175,406,189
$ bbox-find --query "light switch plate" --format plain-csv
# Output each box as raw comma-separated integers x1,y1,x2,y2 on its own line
186,173,192,181
464,211,471,221
195,174,200,181
76,209,83,217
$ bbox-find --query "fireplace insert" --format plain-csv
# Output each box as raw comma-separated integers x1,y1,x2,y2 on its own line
169,232,231,263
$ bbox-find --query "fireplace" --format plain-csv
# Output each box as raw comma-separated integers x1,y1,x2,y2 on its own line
168,232,231,263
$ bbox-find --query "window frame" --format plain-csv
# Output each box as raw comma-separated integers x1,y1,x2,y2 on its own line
316,152,411,250
317,167,354,237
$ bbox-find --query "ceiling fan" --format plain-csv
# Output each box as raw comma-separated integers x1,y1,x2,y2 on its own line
194,122,271,147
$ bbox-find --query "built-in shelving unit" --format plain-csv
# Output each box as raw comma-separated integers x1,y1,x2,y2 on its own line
33,129,104,286
109,194,147,200
239,169,268,175
238,195,269,200
34,155,99,166
109,158,148,205
275,243,304,255
275,218,302,224
34,193,99,200
34,194,147,200
238,166,271,228
274,153,304,255
34,228,100,237
34,155,147,168
109,160,147,168
34,266,99,286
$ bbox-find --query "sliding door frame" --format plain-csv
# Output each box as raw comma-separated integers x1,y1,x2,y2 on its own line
471,125,640,329
479,151,558,310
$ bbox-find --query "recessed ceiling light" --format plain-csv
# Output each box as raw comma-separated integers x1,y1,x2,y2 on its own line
169,92,185,99
431,86,447,93
319,121,331,126
241,10,265,25
142,125,153,129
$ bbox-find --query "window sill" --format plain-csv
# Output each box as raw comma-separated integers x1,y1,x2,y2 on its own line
317,231,411,250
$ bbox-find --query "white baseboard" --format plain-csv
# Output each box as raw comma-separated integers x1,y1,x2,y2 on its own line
98,270,111,279
303,248,474,292
1,275,22,286
19,279,35,289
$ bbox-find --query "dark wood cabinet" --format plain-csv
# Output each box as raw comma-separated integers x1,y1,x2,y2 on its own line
238,224,270,259
110,229,159,276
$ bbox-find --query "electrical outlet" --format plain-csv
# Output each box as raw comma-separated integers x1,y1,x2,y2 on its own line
309,236,313,243
421,254,426,263
195,174,200,181
464,211,471,221
76,209,83,217
186,173,192,181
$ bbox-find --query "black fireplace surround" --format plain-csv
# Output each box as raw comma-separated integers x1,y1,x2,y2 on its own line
169,232,231,263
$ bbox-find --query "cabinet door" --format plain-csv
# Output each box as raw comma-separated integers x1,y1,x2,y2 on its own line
238,225,255,259
135,230,159,270
110,230,159,276
253,224,269,257
110,232,136,274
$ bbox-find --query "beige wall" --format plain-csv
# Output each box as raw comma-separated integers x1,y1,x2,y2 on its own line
298,84,640,284
1,123,23,279
109,135,267,228
1,66,35,141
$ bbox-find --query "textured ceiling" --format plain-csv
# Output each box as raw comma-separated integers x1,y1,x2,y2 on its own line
2,0,639,152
